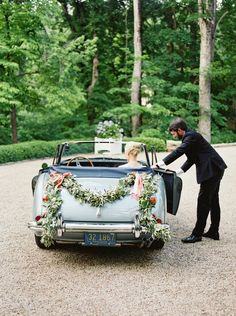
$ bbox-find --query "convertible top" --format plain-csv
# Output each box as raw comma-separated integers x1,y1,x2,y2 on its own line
49,165,153,178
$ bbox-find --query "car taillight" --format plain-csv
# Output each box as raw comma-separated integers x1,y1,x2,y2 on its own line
35,215,42,222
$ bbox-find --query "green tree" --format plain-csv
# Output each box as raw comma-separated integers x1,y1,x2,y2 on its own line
57,0,134,124
0,0,43,143
211,0,236,139
0,0,96,143
0,0,235,146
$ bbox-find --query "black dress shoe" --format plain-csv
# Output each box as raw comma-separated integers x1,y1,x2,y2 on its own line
202,231,219,240
181,234,202,243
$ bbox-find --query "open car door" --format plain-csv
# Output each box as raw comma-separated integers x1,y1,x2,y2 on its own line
151,150,182,215
156,168,182,215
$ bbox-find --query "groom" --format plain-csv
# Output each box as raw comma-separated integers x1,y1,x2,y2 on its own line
153,118,227,243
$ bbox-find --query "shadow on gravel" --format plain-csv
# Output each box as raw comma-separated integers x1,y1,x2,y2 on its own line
39,234,215,270
43,242,170,268
31,224,217,269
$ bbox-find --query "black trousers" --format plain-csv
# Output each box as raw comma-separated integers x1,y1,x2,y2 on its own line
192,171,224,236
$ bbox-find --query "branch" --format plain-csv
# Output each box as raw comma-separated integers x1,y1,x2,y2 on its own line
215,10,228,33
17,71,39,77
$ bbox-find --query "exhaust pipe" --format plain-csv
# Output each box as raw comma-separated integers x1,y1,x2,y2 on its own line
139,238,146,248
146,237,154,248
139,237,154,248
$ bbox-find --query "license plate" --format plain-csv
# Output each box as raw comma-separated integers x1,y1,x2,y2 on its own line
84,232,116,246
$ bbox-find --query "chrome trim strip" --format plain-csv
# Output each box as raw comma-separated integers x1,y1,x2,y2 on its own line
64,222,135,233
27,221,136,234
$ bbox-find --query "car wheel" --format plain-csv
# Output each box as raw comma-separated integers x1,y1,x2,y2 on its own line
34,235,56,250
151,239,165,250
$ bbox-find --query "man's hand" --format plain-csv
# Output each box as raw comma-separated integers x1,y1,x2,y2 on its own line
151,160,166,169
151,164,159,169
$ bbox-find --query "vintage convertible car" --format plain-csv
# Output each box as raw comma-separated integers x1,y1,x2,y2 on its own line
28,140,182,250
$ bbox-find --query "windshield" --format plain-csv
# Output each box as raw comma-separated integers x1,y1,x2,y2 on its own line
56,141,149,167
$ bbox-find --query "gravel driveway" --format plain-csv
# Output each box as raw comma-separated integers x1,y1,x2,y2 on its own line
0,146,235,316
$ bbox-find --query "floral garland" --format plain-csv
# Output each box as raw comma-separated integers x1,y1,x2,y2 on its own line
36,172,170,247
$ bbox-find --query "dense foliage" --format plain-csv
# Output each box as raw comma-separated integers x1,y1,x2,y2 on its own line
0,0,235,147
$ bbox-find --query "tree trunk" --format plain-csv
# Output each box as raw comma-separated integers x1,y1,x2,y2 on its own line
87,53,99,124
87,54,99,98
198,0,216,142
11,106,17,144
57,0,82,33
131,0,142,136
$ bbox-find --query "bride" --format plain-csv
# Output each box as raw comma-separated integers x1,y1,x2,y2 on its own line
119,142,143,168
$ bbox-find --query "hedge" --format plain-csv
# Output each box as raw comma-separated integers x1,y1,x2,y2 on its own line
0,137,167,164
0,140,61,164
124,137,166,152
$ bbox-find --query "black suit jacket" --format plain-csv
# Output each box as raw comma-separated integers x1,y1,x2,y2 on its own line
163,129,227,184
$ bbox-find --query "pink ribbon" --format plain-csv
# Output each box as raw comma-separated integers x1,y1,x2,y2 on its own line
50,172,72,188
131,173,143,200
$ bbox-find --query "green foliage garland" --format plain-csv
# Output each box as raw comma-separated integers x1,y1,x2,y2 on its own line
37,172,170,247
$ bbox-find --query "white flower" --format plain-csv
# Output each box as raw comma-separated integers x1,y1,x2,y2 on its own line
96,120,123,138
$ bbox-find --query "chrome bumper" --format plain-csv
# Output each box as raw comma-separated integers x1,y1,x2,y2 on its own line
28,221,139,234
28,214,169,239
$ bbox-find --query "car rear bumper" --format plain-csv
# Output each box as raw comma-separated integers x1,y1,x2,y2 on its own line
28,219,169,239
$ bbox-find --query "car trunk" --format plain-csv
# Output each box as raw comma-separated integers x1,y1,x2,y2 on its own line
60,177,139,222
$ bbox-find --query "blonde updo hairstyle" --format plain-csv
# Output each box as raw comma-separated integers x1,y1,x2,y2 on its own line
125,142,141,158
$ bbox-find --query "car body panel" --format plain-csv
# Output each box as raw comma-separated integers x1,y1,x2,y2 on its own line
34,173,166,224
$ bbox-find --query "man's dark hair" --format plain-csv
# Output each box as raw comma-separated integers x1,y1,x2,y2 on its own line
168,118,188,132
